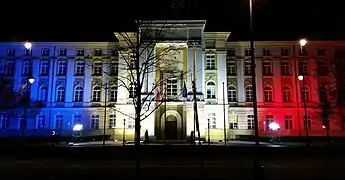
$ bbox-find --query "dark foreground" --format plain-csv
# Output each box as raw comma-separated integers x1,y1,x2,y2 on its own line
1,146,345,179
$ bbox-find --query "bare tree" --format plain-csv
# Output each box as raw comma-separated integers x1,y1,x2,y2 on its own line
318,47,345,137
82,20,190,177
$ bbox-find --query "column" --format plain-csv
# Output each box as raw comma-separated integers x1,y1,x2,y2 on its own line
237,59,245,103
273,59,282,102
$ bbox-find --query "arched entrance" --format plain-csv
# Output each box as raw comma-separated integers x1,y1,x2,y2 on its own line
160,110,182,140
166,115,177,139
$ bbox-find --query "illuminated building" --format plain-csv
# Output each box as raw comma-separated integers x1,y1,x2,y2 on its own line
1,20,345,140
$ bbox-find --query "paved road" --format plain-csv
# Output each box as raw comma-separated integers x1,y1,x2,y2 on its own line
1,156,344,179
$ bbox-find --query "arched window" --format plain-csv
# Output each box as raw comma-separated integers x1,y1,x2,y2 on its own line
245,85,253,102
38,85,47,102
18,114,24,129
56,86,65,102
92,86,101,102
228,85,237,102
302,86,310,102
264,85,273,102
319,87,327,102
110,86,117,102
73,113,82,126
282,85,291,102
36,113,45,129
129,83,136,98
206,81,216,99
54,113,63,129
74,86,83,102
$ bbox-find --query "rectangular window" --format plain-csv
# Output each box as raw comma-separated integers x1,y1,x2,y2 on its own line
206,54,216,70
247,115,255,129
284,115,293,130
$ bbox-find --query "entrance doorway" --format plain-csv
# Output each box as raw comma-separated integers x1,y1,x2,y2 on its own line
165,115,177,140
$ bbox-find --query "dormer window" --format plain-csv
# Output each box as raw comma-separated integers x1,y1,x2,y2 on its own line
58,49,67,56
41,48,50,56
76,49,84,56
7,48,15,56
94,49,102,56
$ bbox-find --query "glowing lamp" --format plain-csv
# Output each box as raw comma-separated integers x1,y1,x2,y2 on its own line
298,75,304,81
269,122,280,131
24,42,32,49
322,125,326,129
73,124,83,131
299,39,307,47
28,76,35,84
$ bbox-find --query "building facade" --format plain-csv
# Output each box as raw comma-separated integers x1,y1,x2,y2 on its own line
1,20,345,140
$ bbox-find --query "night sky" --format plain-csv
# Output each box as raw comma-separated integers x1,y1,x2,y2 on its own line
1,0,344,41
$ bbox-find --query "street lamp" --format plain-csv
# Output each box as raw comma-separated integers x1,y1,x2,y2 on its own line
299,39,307,47
22,75,35,137
207,118,210,146
123,119,126,146
298,74,309,145
28,75,35,84
269,122,281,143
24,42,32,50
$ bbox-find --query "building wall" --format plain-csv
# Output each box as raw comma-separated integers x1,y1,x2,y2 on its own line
1,34,345,140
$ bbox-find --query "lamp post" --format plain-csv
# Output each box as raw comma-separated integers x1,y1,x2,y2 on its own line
123,119,126,146
22,42,34,137
222,82,227,146
249,0,260,147
103,83,108,147
207,118,210,146
298,74,309,145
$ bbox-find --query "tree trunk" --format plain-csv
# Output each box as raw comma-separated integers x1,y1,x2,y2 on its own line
135,25,141,178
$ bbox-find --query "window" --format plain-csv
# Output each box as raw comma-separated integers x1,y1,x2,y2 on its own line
317,48,325,56
110,61,118,75
55,114,63,129
247,115,255,129
317,61,328,75
91,115,100,129
228,85,237,102
281,61,290,76
56,86,65,102
110,50,118,56
299,61,308,75
127,115,135,129
207,113,216,129
227,60,236,75
57,60,67,76
263,48,271,56
74,86,83,102
41,48,50,56
299,47,307,56
206,81,216,99
5,61,15,76
245,49,251,56
264,85,273,102
38,85,48,101
227,48,235,57
130,55,136,69
167,78,178,96
7,48,15,56
245,85,253,102
94,49,102,56
303,115,311,130
58,49,67,56
206,54,216,70
75,61,85,76
284,115,293,130
282,85,291,102
109,86,117,102
18,114,24,129
92,86,101,102
73,114,81,126
129,83,136,98
76,49,84,56
265,115,274,130
0,113,8,130
281,48,289,56
93,62,102,76
25,48,32,56
36,113,45,129
319,87,327,102
109,114,116,128
244,60,252,75
302,86,310,102
22,60,30,75
263,61,273,75
40,61,49,75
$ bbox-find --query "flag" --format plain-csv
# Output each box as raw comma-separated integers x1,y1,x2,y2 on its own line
155,84,161,100
182,81,187,98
